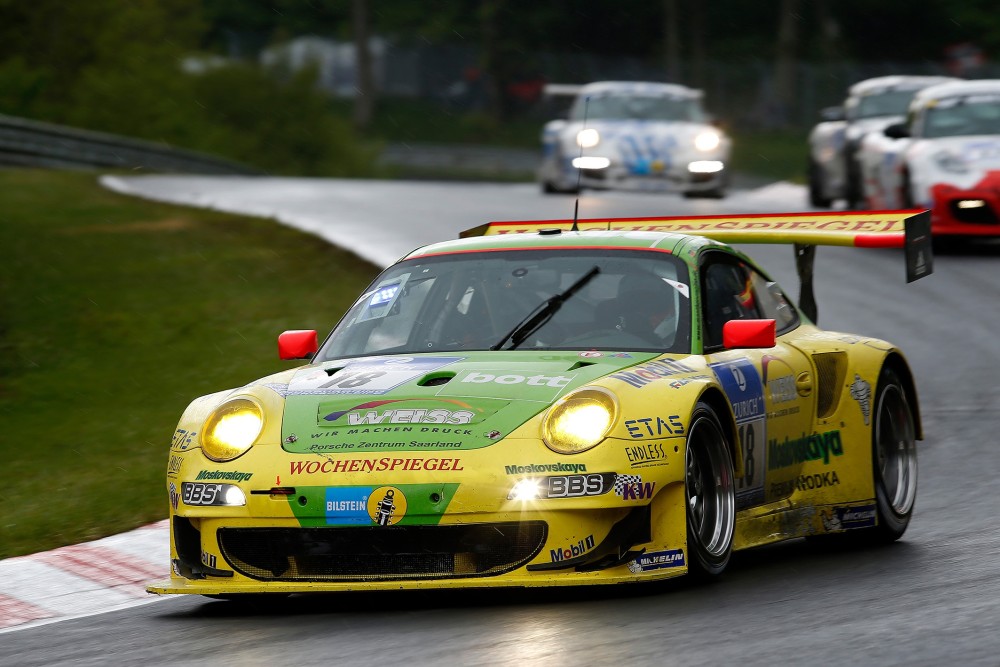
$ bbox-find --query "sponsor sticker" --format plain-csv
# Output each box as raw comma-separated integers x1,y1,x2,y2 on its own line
623,415,684,439
614,474,656,501
628,549,685,572
768,430,844,470
279,356,465,396
849,374,872,425
291,457,464,475
550,535,596,562
821,504,877,531
711,358,766,508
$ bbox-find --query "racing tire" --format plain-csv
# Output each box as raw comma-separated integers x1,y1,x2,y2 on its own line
808,158,832,208
864,365,918,544
684,402,736,577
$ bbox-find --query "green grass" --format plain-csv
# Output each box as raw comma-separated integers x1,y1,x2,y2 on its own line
0,170,380,558
728,128,808,184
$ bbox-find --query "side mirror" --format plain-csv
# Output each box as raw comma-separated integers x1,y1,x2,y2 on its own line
884,122,910,139
278,329,318,360
723,319,776,349
820,106,846,122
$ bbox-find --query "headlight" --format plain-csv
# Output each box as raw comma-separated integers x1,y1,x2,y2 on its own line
576,128,600,148
201,398,264,462
694,130,721,152
933,150,968,173
542,387,618,454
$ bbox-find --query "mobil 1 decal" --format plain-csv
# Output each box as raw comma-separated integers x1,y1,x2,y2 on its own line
709,358,766,509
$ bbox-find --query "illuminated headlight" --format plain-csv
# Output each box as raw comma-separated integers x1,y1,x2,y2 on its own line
181,482,247,506
201,398,264,462
508,478,542,501
572,156,610,169
576,128,600,148
694,130,721,151
688,160,724,173
934,150,968,173
542,387,618,455
957,199,986,209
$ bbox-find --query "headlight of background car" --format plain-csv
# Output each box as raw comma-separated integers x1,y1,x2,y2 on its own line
933,150,968,173
201,398,264,462
576,128,600,148
542,387,619,454
694,130,721,152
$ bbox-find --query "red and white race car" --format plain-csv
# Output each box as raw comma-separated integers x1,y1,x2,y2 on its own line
858,79,1000,238
807,75,958,209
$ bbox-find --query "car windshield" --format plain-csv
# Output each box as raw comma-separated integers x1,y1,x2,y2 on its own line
923,94,1000,138
854,89,918,119
318,249,692,360
571,94,705,122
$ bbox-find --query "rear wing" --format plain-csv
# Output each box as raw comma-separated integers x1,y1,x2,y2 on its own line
460,210,932,322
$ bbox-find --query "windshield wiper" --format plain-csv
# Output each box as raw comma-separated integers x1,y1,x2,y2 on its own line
490,266,600,351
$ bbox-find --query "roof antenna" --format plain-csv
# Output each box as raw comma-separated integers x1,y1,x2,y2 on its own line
571,96,591,232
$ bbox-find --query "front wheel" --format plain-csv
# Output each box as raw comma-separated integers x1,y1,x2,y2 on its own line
684,403,736,577
866,366,918,543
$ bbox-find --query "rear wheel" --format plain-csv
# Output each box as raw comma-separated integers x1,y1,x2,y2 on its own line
684,403,736,577
865,366,918,543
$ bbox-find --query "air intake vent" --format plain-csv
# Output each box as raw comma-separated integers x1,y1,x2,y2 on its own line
812,352,847,419
218,522,547,582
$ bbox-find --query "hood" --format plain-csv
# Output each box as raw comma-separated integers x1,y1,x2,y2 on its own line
269,351,658,453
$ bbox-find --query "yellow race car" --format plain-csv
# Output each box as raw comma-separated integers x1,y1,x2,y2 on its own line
148,210,931,597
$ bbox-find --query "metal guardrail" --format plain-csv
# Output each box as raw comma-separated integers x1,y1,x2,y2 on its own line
0,114,261,175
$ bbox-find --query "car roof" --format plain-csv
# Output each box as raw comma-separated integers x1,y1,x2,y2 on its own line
911,79,1000,104
401,229,726,263
849,75,960,96
578,81,702,99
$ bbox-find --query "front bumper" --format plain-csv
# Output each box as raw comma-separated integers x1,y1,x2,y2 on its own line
149,437,689,594
928,177,1000,236
576,160,726,193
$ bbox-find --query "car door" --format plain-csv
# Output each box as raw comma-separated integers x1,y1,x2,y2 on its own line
700,252,817,510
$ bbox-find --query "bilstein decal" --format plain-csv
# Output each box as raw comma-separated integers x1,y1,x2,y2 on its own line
368,486,407,525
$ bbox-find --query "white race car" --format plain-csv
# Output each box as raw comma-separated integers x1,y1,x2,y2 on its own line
807,75,958,209
858,79,1000,239
538,81,730,198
